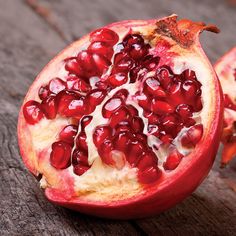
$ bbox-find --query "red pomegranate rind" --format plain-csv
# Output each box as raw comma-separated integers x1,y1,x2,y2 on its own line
18,15,223,219
215,46,236,166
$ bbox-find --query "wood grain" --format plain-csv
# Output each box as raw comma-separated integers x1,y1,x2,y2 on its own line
0,0,236,235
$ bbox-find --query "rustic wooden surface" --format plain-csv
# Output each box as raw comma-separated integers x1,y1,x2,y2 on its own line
1,0,236,235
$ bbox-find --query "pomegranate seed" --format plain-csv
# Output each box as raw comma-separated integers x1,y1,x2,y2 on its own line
136,151,158,171
59,125,78,145
156,66,173,89
182,80,198,99
113,89,129,100
160,134,173,144
181,69,197,81
73,165,90,176
93,125,112,147
163,150,183,170
72,149,88,166
23,100,44,125
115,120,130,133
80,116,92,130
102,97,123,118
136,133,148,143
77,51,110,77
38,85,49,100
128,43,149,60
185,118,196,127
41,95,57,119
76,132,88,151
195,97,203,112
176,104,193,119
109,106,131,127
108,73,128,87
90,28,119,46
151,99,174,115
127,139,145,166
143,56,160,70
86,89,106,112
181,124,203,148
48,78,66,94
161,115,178,133
138,166,161,184
123,34,144,46
127,105,139,116
224,94,236,111
98,139,114,165
131,116,144,132
137,93,151,111
144,77,166,97
88,41,114,59
66,76,91,92
168,81,183,105
145,112,159,124
65,59,83,76
57,91,86,117
95,81,109,90
113,54,134,73
113,131,131,152
147,124,159,136
50,141,72,169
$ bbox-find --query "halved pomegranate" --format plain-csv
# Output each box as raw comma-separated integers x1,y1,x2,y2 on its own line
18,15,223,219
215,47,236,167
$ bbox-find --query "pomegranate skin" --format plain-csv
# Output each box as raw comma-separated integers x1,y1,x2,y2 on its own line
18,15,223,219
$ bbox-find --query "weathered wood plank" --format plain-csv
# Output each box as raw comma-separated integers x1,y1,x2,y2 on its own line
0,0,236,235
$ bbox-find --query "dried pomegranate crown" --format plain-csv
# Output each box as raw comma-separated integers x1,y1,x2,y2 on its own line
18,15,223,219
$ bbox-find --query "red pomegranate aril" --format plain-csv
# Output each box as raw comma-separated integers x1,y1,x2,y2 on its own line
59,125,78,145
161,134,173,144
92,53,111,75
164,150,183,170
168,81,183,105
113,131,131,151
137,93,151,111
176,104,193,119
81,116,92,130
136,151,158,171
113,89,129,100
93,125,112,147
86,89,107,111
123,34,144,46
224,94,236,111
48,78,66,94
113,55,134,73
108,73,128,87
50,141,72,169
143,56,160,70
65,59,83,76
147,124,159,136
152,99,174,115
73,165,90,176
182,80,198,99
136,133,148,142
66,76,91,93
88,41,114,59
131,116,144,132
127,139,145,166
157,66,173,89
195,97,203,112
98,139,114,165
72,149,88,166
147,112,159,124
181,69,197,81
144,77,166,97
115,120,130,133
109,106,131,127
161,115,178,132
90,28,119,46
102,97,123,118
128,43,150,60
41,95,57,119
38,85,49,100
23,100,45,125
185,118,196,127
138,166,161,184
127,105,139,116
95,81,109,90
76,132,88,151
181,124,203,148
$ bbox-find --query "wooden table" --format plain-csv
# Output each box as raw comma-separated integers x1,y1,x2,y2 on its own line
1,0,236,235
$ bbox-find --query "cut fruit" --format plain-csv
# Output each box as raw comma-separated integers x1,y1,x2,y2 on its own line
18,15,223,219
215,47,236,166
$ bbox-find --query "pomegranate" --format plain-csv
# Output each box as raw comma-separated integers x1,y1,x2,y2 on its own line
18,15,223,219
215,47,236,167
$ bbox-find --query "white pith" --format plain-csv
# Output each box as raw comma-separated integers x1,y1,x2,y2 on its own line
21,23,216,202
